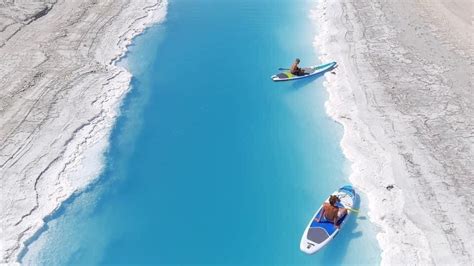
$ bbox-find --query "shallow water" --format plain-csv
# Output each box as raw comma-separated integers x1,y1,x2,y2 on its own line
22,0,380,264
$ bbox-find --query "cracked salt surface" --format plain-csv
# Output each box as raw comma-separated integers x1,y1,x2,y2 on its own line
0,0,167,263
315,0,473,264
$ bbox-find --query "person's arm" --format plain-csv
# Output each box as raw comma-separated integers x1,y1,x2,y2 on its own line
316,208,324,222
290,64,296,72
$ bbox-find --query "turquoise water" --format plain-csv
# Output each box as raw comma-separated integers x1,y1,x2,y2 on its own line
22,0,380,264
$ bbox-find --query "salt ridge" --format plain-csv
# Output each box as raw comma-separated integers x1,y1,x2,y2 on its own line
0,1,167,264
313,0,473,265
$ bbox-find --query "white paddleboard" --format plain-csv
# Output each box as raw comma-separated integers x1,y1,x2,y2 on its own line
300,185,357,254
271,62,337,82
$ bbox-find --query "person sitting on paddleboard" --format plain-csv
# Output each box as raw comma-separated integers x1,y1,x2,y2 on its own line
290,58,306,76
316,195,347,228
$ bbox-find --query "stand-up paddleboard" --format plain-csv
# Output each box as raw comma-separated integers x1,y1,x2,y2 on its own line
300,185,357,254
271,62,337,82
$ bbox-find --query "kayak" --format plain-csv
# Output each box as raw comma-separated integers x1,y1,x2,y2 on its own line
300,185,357,254
271,61,337,82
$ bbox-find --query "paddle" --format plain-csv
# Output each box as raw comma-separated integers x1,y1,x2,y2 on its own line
278,68,289,71
339,202,360,213
347,207,360,213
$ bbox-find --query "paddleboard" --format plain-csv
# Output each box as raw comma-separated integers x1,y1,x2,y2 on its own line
271,62,337,82
300,185,357,254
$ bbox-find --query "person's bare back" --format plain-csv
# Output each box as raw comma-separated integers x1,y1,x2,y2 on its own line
322,202,339,221
317,195,347,228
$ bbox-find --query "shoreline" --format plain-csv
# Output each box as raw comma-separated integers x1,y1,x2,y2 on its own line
0,1,167,263
315,0,473,264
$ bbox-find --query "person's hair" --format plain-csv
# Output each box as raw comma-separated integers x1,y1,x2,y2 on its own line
295,58,300,63
329,195,339,206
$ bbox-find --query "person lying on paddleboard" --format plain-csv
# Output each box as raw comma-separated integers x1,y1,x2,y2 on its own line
316,195,347,228
290,58,307,76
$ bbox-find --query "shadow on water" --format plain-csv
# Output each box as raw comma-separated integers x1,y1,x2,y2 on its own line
317,193,363,265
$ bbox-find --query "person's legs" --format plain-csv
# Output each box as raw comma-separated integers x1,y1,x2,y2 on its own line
337,208,347,219
297,69,309,76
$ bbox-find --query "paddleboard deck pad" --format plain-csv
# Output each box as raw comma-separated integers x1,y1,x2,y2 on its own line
271,62,337,82
300,185,357,254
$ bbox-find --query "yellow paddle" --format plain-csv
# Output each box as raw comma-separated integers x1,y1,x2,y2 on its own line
340,203,359,213
347,207,360,213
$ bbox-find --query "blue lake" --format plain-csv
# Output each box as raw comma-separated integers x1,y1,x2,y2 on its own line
22,0,380,264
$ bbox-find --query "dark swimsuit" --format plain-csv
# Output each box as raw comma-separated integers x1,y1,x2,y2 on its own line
291,67,306,76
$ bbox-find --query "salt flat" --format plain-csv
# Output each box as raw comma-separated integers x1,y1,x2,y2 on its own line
315,0,473,264
0,0,167,263
1,0,472,264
